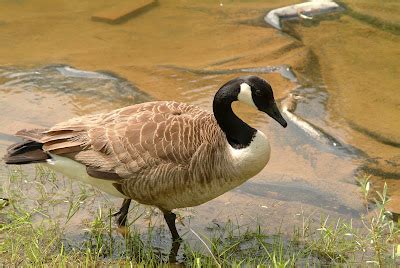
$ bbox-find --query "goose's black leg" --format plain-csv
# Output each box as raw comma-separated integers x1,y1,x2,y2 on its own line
163,211,181,241
113,199,131,227
163,211,182,262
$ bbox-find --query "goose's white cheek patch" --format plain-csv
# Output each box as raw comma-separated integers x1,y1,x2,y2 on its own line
237,83,257,108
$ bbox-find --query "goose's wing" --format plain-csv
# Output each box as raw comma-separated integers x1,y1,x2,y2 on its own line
33,101,214,181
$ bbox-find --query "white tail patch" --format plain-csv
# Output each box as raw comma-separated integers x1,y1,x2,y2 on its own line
237,83,256,108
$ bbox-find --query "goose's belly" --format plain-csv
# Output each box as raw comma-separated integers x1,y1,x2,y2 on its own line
153,162,268,210
152,131,271,210
164,174,253,210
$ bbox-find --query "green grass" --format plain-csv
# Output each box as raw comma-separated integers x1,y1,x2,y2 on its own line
0,167,400,267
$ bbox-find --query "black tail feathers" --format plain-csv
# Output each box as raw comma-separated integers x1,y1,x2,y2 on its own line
4,140,50,165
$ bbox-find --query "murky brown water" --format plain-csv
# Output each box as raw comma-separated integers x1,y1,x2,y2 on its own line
0,0,399,256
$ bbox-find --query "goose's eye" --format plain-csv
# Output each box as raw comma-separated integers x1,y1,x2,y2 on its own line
255,89,262,96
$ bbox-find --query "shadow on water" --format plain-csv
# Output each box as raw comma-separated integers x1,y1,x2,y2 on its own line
237,180,360,217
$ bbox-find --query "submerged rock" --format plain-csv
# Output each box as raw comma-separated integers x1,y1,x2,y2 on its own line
264,0,341,30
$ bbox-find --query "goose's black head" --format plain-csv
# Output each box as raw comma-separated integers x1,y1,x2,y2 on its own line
213,76,287,148
215,75,287,128
240,76,287,128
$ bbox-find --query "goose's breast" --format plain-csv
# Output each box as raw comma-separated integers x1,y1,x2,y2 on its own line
229,131,271,178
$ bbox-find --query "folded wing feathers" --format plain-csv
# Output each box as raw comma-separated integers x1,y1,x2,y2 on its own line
74,150,116,171
9,102,222,189
88,127,110,153
43,140,85,152
41,131,81,142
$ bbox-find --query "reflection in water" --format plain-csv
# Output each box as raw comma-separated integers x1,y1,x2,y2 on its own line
169,240,181,263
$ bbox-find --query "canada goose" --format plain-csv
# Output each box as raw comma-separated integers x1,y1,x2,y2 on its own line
3,75,287,245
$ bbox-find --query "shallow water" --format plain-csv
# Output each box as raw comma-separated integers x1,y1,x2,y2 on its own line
0,0,399,260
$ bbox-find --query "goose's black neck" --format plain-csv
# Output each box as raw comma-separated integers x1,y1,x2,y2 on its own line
213,82,257,149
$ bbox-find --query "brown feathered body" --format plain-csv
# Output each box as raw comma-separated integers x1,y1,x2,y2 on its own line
4,101,270,211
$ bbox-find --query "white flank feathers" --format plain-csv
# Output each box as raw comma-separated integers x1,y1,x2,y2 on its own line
46,154,127,198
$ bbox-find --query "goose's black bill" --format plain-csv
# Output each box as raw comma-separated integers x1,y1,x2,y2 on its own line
263,102,287,128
